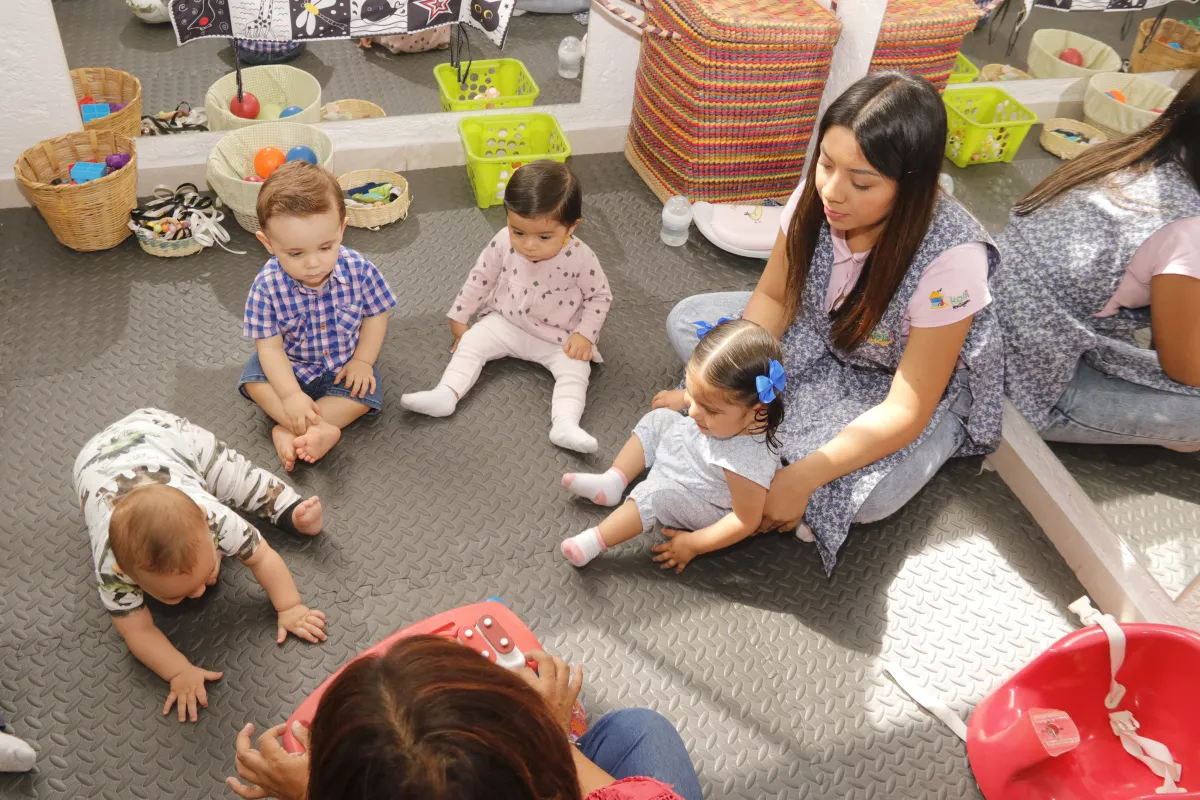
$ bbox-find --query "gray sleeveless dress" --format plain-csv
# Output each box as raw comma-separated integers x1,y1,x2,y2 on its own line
992,161,1200,430
782,195,1003,573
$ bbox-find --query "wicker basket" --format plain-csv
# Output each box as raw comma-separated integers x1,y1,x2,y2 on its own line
134,230,206,257
206,121,335,233
337,169,410,229
980,63,1032,81
1083,73,1177,139
870,0,982,92
1038,117,1106,160
320,100,386,121
1130,18,1200,73
205,65,322,131
1028,29,1122,79
14,130,137,252
625,0,841,204
70,67,143,139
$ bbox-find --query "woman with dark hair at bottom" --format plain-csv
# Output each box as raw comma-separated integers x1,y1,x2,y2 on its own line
226,636,703,800
992,71,1200,450
659,72,1003,573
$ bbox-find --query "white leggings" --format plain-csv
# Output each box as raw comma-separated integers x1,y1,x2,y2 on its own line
441,314,592,425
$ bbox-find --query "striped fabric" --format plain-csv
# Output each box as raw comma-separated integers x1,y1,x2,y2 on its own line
868,0,982,92
624,0,841,204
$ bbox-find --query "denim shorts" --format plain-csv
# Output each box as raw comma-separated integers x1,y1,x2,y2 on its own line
238,353,382,414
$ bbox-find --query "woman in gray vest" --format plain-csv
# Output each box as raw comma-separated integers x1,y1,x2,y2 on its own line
658,72,1003,573
992,72,1200,450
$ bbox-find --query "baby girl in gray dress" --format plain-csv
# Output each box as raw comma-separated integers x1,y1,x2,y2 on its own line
561,319,784,573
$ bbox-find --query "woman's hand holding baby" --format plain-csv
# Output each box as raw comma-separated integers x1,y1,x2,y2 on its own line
276,604,327,644
564,333,593,361
164,663,224,723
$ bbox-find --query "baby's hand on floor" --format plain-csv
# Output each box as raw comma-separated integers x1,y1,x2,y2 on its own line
276,604,327,644
652,528,698,574
564,333,593,361
652,389,687,412
449,319,469,352
164,664,224,723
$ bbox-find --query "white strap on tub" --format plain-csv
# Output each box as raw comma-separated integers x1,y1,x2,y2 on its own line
882,663,968,742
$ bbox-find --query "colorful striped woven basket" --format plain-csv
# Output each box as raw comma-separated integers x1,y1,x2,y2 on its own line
624,0,841,204
869,0,982,92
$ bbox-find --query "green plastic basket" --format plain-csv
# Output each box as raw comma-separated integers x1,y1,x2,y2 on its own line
434,59,540,112
459,113,572,208
948,53,979,84
944,87,1038,168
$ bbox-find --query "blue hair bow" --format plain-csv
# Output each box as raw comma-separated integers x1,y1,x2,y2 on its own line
692,316,735,339
755,360,786,404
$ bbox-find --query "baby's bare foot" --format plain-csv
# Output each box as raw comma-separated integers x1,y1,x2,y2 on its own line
294,422,342,464
291,496,323,535
272,425,297,472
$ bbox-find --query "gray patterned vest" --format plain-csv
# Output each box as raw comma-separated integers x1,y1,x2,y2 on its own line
780,194,1003,573
993,161,1200,429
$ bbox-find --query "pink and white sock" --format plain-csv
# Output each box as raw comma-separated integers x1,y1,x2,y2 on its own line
561,468,628,507
560,527,607,567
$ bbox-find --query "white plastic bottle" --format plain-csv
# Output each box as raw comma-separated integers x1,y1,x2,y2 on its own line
661,195,693,247
558,36,584,80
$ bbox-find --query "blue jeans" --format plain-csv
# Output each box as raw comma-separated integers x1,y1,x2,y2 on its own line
576,709,703,800
238,353,383,414
665,292,970,524
1042,360,1200,448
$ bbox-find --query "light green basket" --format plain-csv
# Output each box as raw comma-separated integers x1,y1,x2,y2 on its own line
947,53,979,84
944,87,1038,168
459,113,571,208
435,59,540,112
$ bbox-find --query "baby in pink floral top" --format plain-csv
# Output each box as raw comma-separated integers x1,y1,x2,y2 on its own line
401,161,613,452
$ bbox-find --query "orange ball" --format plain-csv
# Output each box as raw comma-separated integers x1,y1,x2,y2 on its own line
254,147,287,179
1105,89,1127,104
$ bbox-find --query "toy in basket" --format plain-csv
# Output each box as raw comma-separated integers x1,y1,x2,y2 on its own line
1027,29,1121,79
205,65,322,130
1038,118,1106,161
128,183,239,257
70,67,143,140
206,122,334,233
338,169,411,229
1083,73,1177,139
459,113,571,208
434,59,540,112
944,87,1038,168
281,600,588,754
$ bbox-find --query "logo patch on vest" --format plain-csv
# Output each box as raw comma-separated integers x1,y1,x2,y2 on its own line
867,328,893,346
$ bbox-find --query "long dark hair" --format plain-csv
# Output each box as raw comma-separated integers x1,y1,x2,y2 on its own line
1015,71,1200,214
689,319,785,449
308,635,582,800
785,71,947,351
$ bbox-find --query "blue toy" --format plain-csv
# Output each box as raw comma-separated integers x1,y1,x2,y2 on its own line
280,105,304,118
80,103,112,123
286,145,318,165
70,161,108,183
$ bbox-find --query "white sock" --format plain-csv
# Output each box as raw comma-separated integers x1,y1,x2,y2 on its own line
0,731,36,772
549,420,598,454
795,523,815,543
560,527,606,567
561,467,628,506
400,385,458,417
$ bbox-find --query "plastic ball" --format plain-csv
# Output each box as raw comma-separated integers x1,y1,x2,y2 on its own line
230,91,261,120
245,175,265,183
1058,47,1084,67
285,145,318,165
258,103,284,120
280,105,304,118
1106,89,1127,104
254,147,287,179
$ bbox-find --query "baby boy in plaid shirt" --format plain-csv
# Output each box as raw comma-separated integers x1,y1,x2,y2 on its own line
240,162,397,470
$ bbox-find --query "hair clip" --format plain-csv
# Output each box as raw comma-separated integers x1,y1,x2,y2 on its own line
755,359,786,403
692,316,735,339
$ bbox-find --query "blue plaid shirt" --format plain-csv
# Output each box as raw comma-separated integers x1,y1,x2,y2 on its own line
243,247,397,383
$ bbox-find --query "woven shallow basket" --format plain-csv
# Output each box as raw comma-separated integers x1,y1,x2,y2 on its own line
135,230,205,257
205,65,322,131
71,67,143,139
626,0,841,204
1039,117,1106,160
320,99,386,120
14,130,137,252
869,0,982,92
981,63,1032,81
1083,73,1176,139
206,122,334,232
1130,18,1200,73
1028,29,1121,79
337,169,410,229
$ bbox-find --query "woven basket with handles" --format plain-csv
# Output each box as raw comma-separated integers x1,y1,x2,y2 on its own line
1130,18,1200,73
1028,29,1122,79
14,129,137,252
135,231,205,258
1039,117,1106,160
205,65,322,131
1083,73,1177,139
71,67,143,139
338,169,410,229
321,100,386,120
206,121,334,233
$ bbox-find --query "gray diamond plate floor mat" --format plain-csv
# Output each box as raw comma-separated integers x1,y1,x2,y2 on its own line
0,154,1086,799
54,0,583,118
